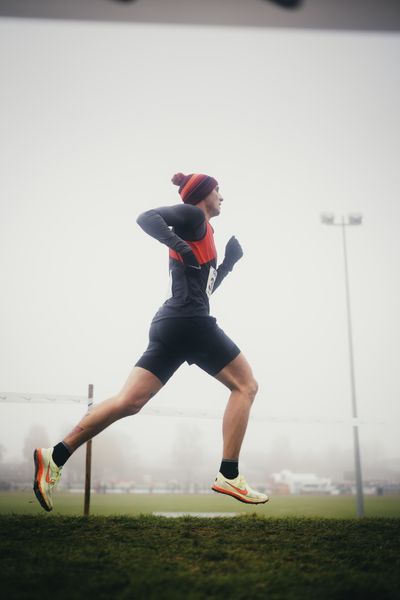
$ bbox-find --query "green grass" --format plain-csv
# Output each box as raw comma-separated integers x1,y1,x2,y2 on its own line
1,491,400,518
0,514,399,599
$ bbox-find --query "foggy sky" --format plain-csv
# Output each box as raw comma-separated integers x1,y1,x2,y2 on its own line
0,17,399,481
1,0,400,31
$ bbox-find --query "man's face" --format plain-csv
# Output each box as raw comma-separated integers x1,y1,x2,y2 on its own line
204,186,223,218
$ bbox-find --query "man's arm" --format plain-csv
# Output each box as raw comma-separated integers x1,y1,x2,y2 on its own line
213,236,244,292
136,204,206,267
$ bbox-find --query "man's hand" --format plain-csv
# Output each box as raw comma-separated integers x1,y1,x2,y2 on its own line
181,248,201,270
223,236,243,271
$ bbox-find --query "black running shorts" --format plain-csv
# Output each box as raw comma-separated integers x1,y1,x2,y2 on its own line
135,316,241,385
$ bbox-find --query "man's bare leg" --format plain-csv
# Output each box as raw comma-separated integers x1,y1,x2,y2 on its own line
33,367,163,511
211,353,268,503
214,353,258,460
63,367,163,452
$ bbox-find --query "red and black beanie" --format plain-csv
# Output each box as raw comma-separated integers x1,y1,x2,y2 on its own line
172,172,218,205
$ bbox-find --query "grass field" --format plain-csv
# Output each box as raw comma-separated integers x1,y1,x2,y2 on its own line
1,491,400,518
1,493,399,598
1,514,399,599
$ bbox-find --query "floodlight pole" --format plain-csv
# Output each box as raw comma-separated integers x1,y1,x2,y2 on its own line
340,218,364,518
321,214,364,518
83,384,94,517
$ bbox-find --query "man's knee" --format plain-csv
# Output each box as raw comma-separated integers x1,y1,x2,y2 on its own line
237,377,258,403
116,367,162,417
117,392,150,416
247,378,259,403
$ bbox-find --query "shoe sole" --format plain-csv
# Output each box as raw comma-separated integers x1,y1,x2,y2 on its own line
33,449,52,512
211,484,269,505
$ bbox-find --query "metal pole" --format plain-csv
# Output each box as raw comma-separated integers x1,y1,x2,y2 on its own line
341,218,364,517
83,384,94,517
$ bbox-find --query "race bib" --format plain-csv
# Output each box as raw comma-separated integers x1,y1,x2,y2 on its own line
206,266,218,298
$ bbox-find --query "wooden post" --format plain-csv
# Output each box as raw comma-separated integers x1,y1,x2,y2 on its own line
83,384,94,517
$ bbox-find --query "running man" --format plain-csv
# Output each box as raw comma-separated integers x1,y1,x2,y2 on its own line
33,172,269,511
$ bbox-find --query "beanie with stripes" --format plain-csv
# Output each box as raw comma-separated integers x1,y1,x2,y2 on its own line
172,172,218,205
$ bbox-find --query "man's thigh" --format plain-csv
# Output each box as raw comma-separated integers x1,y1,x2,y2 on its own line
213,352,256,391
118,366,165,399
189,320,241,377
135,321,185,385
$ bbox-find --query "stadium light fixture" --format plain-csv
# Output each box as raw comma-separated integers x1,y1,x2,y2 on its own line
320,212,335,225
349,213,363,226
321,212,364,518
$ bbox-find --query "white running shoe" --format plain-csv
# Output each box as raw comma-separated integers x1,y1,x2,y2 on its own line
33,447,62,512
212,472,269,504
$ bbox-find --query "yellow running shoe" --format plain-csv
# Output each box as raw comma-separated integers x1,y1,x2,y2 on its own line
212,472,269,504
33,447,62,512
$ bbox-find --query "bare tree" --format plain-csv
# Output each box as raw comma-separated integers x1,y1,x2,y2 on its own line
23,425,50,462
172,422,205,490
59,425,140,487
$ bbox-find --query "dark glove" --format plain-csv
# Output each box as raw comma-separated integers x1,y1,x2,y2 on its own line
181,247,201,271
222,236,243,271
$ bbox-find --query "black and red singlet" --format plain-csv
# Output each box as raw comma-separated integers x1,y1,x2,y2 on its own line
136,204,230,321
135,204,240,383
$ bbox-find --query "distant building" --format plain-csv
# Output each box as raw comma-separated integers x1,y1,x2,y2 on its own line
270,469,338,495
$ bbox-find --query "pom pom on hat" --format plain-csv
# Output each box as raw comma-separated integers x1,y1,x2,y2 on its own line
171,172,218,205
172,173,186,186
